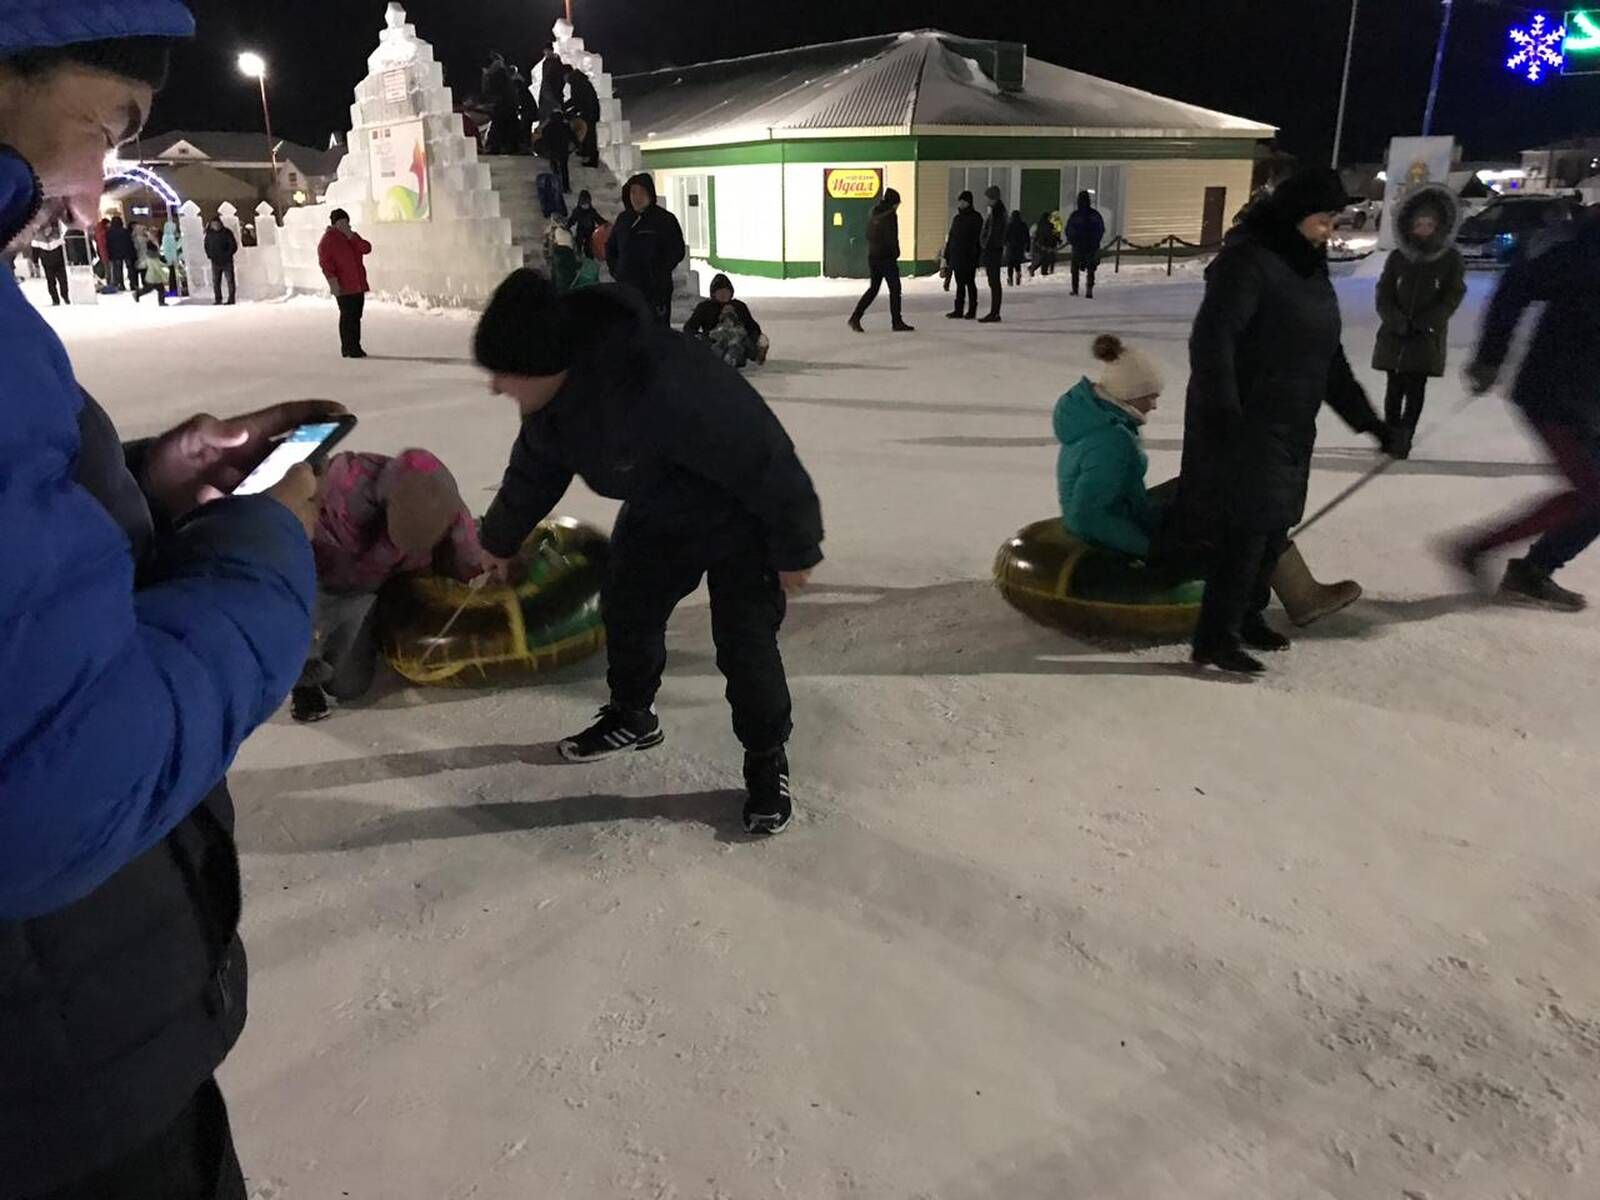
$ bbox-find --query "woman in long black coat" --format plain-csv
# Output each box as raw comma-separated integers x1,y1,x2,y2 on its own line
1373,184,1466,458
1169,168,1398,674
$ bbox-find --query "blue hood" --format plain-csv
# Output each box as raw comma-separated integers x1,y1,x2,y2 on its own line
1052,377,1140,447
0,0,194,55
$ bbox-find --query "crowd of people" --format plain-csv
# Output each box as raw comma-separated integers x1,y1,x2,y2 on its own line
474,47,603,199
3,6,1599,1200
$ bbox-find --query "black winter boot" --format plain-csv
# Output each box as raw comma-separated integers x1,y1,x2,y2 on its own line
743,748,793,835
1191,644,1267,675
1240,615,1291,652
1499,559,1587,612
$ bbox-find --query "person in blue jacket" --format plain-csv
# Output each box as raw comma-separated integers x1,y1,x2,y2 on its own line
1055,334,1363,626
0,5,338,1194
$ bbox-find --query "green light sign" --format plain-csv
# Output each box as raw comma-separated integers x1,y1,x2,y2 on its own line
1565,10,1600,73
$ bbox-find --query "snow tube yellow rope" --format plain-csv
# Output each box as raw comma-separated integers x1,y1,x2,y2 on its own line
994,518,1204,639
381,517,607,686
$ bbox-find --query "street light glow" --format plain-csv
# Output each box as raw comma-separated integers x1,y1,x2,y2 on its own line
238,52,267,80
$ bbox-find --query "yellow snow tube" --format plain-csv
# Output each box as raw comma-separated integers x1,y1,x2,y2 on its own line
994,518,1204,639
381,517,608,686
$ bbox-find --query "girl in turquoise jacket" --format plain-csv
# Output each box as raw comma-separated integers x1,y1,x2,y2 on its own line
1054,335,1164,557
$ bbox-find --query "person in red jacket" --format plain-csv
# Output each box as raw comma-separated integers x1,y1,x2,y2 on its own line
317,208,372,359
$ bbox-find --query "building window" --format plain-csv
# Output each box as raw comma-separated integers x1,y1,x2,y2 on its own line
947,166,1016,214
669,174,711,257
1062,165,1125,237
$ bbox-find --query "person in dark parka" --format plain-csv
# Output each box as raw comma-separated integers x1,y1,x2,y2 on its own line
1449,206,1600,612
1065,190,1106,298
1372,183,1466,458
1030,210,1060,277
848,186,914,332
107,212,136,291
537,48,568,122
203,215,238,305
1168,168,1397,674
0,7,339,1194
481,52,520,155
943,190,982,319
474,273,823,835
567,188,603,257
1004,209,1031,286
979,184,1007,321
606,172,686,325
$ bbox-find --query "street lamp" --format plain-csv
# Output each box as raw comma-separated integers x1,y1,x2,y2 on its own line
1331,0,1360,167
237,52,281,207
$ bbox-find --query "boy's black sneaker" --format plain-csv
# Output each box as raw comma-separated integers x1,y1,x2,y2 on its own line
1240,616,1291,652
558,705,665,763
291,685,332,723
1191,645,1266,675
1499,559,1587,612
743,749,793,836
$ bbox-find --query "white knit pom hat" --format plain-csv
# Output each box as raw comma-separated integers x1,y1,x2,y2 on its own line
1091,334,1165,406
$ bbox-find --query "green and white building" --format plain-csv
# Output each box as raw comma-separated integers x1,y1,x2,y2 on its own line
615,31,1276,280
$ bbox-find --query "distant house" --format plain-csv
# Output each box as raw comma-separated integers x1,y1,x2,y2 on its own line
615,30,1275,279
112,130,346,218
1521,137,1600,191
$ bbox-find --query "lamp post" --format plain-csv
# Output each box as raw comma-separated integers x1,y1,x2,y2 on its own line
237,52,280,207
1422,0,1455,136
1331,0,1360,167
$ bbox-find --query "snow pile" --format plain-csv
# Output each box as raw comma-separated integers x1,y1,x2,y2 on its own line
276,3,520,308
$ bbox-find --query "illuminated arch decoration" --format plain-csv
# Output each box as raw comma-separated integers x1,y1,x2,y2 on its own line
103,163,183,210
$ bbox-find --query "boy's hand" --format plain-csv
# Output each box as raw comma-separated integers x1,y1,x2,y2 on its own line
482,553,518,585
778,570,811,595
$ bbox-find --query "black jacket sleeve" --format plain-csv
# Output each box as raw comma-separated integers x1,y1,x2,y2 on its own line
479,419,576,559
1474,243,1559,373
1188,247,1265,430
654,355,823,571
682,300,718,337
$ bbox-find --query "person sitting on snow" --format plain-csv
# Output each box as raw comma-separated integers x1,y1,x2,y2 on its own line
1053,333,1362,629
293,449,484,722
683,273,768,368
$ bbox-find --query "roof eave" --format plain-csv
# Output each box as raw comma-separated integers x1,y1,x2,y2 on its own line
910,123,1277,139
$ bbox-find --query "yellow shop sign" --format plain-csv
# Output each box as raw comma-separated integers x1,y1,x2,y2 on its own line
825,168,883,200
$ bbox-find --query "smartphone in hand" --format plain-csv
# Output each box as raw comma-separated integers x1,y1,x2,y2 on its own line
232,416,358,496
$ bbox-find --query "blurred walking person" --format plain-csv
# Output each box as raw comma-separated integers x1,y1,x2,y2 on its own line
848,187,914,333
31,216,69,305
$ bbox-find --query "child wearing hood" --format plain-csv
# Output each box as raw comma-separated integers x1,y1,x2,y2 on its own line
1053,334,1362,626
684,273,768,368
1004,210,1031,286
292,448,484,721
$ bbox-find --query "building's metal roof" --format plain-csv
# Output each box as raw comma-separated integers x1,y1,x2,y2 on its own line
129,130,345,176
617,31,1276,148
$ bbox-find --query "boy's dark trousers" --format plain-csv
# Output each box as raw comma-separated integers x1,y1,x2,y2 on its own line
602,514,792,753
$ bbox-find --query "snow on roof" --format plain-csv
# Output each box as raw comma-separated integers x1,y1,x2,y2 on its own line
131,130,345,175
616,31,1276,147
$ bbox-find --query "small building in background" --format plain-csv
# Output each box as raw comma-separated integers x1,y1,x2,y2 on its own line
1521,136,1600,191
615,30,1275,279
111,130,346,220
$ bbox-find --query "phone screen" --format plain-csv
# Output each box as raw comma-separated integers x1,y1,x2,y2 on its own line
233,422,345,497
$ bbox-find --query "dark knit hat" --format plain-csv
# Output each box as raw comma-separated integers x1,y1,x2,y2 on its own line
883,187,901,206
474,269,573,377
985,184,1002,202
1270,168,1351,223
329,208,350,225
958,189,974,205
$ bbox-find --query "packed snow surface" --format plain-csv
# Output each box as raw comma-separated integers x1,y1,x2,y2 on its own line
36,263,1600,1199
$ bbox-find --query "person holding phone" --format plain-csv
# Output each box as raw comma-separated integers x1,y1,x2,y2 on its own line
0,7,343,1194
319,207,372,359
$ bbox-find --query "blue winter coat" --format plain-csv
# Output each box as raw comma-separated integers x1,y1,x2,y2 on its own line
0,150,314,919
1053,377,1157,558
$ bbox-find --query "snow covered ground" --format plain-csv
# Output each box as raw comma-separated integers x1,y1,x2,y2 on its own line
36,265,1600,1199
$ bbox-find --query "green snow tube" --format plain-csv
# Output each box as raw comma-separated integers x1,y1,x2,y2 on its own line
994,518,1205,639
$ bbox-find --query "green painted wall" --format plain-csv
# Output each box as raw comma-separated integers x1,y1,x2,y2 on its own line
642,135,1260,171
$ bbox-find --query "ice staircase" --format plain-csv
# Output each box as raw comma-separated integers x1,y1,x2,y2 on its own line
485,158,628,268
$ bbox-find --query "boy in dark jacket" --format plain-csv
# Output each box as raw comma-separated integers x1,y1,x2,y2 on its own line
848,186,914,333
203,216,237,305
1065,190,1106,298
606,172,686,325
684,272,768,368
979,184,1007,321
474,272,824,835
1450,208,1600,611
567,189,604,257
944,190,982,319
564,66,602,167
1004,210,1031,286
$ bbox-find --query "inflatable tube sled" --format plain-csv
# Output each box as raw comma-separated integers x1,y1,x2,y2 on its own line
994,518,1204,639
382,517,608,686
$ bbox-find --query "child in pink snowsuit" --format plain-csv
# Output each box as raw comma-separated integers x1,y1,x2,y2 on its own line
294,448,484,721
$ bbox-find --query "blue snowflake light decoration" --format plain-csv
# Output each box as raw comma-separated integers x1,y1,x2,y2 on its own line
1507,12,1567,82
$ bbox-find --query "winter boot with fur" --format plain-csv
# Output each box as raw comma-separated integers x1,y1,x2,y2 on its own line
1269,542,1362,628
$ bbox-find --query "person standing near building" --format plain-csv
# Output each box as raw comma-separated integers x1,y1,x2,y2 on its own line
1065,190,1106,298
1372,184,1465,460
979,184,1007,322
106,212,135,292
319,208,372,358
132,223,168,306
204,215,237,305
1448,206,1600,612
1004,209,1030,287
565,65,602,168
944,190,982,319
1169,168,1397,675
0,5,338,1194
160,214,182,297
606,173,685,325
848,186,914,333
31,216,69,305
474,271,824,836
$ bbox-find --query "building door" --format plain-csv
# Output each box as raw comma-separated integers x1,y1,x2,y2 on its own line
1020,168,1061,223
822,167,884,278
671,174,711,258
1201,186,1228,247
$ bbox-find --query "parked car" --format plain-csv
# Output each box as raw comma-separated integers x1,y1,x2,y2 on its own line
1455,193,1583,266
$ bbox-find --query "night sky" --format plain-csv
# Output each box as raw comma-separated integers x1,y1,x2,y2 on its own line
154,0,1600,163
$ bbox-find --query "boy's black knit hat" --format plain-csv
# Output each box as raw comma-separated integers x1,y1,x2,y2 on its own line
474,269,573,376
